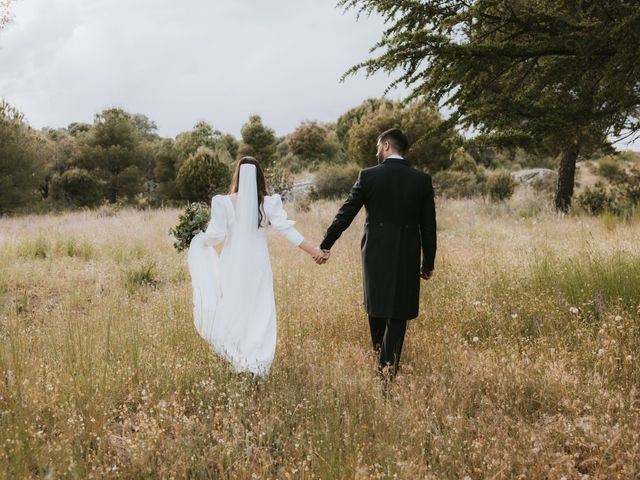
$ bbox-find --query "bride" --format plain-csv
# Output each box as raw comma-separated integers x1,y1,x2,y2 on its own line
187,156,326,376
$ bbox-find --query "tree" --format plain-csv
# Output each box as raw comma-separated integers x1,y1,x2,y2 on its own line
347,99,456,171
67,122,91,137
40,128,80,199
78,108,147,203
50,168,103,207
336,97,395,151
288,120,340,167
239,115,277,166
154,139,178,183
339,0,640,211
132,113,160,141
175,147,231,202
221,133,239,160
289,122,328,159
175,121,223,164
0,100,47,214
152,139,181,200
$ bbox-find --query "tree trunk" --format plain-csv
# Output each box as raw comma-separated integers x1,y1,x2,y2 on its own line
554,141,581,213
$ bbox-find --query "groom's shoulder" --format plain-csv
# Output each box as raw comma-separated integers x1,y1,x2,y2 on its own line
362,164,382,175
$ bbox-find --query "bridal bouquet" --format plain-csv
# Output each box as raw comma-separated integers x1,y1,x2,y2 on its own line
169,202,210,252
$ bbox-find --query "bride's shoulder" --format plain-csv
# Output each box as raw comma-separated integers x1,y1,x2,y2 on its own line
211,194,231,208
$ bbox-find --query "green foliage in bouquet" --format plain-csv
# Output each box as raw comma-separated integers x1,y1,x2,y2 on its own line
169,202,210,252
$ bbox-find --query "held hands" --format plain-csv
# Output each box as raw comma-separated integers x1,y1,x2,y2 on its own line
298,239,330,264
312,248,330,265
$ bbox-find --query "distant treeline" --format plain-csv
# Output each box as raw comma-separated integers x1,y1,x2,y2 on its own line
0,97,455,214
0,96,619,216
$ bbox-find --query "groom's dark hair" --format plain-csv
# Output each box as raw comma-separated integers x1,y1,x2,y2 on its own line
378,128,409,155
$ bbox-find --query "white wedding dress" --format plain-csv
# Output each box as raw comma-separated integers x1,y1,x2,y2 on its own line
187,164,304,375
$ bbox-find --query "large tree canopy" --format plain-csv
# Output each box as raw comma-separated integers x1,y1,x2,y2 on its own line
78,108,149,203
339,0,640,211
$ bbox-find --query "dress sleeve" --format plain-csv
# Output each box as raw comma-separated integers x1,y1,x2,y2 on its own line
266,194,304,247
203,195,227,247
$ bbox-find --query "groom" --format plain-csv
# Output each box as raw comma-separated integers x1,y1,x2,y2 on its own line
317,128,437,379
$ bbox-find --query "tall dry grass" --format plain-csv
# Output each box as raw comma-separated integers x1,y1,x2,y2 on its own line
1,193,639,479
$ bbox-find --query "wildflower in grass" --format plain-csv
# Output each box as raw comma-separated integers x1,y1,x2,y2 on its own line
472,336,479,343
511,313,518,319
614,315,622,321
570,307,579,315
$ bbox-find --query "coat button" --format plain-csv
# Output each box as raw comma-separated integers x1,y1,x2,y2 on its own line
379,222,383,227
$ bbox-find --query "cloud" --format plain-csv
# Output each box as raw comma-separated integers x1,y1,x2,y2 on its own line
0,0,409,137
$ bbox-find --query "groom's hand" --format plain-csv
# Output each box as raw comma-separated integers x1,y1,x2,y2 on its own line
420,267,433,280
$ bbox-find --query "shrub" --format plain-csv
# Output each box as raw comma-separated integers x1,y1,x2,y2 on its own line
50,168,103,207
310,163,360,200
598,155,622,180
125,259,159,291
577,169,640,218
616,166,640,206
18,236,50,259
278,153,306,175
488,171,517,201
450,147,477,173
55,237,94,259
176,147,231,202
576,182,613,215
294,194,313,213
530,171,558,194
432,170,485,198
265,164,294,201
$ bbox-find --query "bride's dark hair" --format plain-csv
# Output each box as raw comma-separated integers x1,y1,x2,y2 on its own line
229,156,269,228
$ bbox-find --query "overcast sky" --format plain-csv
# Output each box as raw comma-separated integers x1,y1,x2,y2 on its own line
0,0,411,138
2,1,639,151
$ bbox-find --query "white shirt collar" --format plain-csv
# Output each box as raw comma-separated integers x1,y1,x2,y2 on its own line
386,155,404,160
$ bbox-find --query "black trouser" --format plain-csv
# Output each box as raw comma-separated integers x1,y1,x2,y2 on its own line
368,316,407,377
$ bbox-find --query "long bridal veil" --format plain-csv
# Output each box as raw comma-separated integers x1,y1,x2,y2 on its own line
234,163,260,236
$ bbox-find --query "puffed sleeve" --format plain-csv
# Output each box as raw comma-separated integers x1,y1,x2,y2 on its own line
203,195,227,247
266,194,304,247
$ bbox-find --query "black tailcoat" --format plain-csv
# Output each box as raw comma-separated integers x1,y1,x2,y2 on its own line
320,158,437,320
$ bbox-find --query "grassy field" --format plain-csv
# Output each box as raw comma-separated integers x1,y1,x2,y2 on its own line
1,190,639,479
